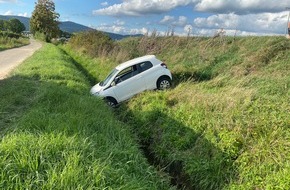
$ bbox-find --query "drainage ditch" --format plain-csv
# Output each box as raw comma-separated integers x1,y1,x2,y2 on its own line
140,139,194,190
64,50,195,189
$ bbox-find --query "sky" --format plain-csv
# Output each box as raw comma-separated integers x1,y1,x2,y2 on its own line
0,0,290,36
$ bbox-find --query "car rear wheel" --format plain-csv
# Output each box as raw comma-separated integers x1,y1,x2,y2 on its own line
157,77,171,90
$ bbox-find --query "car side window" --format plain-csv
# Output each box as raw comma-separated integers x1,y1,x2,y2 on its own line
139,61,153,72
116,65,138,83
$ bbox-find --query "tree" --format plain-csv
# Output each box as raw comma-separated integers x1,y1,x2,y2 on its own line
7,18,26,33
30,0,59,42
3,20,10,31
0,20,5,31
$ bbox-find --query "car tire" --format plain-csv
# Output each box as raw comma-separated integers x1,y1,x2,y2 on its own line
105,97,118,108
157,76,171,90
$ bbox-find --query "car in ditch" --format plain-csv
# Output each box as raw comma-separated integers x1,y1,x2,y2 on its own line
90,55,172,107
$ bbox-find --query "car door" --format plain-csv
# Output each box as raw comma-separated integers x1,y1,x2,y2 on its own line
138,61,155,89
112,65,145,102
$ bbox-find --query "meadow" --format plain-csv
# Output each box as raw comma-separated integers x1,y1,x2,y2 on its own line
0,44,173,189
65,34,290,189
0,32,289,189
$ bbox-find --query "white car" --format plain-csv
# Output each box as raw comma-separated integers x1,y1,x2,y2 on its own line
90,55,172,107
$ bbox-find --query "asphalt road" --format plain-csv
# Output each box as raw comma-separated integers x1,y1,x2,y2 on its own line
0,39,42,79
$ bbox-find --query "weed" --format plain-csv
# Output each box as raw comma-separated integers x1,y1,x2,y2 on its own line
0,34,29,51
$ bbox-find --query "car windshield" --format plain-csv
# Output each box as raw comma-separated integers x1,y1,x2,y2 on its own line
100,68,118,86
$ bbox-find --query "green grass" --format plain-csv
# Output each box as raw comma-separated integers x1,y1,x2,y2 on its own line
0,44,173,189
0,35,29,51
64,36,290,189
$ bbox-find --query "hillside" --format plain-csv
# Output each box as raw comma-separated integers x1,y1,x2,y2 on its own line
64,35,290,189
0,15,140,40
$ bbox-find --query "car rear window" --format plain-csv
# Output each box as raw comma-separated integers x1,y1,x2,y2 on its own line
139,61,153,72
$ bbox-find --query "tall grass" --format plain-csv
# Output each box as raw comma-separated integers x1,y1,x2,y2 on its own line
0,44,173,189
64,36,290,189
0,32,29,51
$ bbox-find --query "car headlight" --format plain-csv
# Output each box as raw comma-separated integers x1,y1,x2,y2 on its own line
93,92,99,95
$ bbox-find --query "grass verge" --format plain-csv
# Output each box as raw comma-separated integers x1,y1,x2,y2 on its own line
0,35,29,51
0,43,173,189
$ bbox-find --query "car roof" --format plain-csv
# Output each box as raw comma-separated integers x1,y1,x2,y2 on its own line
115,55,158,71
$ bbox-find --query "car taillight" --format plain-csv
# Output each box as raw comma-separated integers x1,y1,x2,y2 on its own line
161,63,168,69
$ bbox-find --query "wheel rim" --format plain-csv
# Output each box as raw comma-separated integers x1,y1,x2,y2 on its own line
107,102,115,107
160,80,170,89
107,100,116,107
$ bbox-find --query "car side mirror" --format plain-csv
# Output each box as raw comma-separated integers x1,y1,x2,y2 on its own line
111,77,120,86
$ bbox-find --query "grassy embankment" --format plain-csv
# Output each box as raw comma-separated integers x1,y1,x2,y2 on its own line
0,32,29,51
65,35,290,189
0,44,173,189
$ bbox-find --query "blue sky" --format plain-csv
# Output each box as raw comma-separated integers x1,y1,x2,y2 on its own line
1,0,290,36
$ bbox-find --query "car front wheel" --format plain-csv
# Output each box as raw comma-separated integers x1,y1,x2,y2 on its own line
105,97,118,108
157,77,171,90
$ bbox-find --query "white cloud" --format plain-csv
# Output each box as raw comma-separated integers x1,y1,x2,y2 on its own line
160,15,188,27
0,0,17,3
93,0,195,16
96,24,127,34
96,24,150,35
191,28,267,37
193,12,288,34
195,0,290,14
176,16,187,26
184,24,193,33
129,27,149,35
93,0,290,17
3,10,29,17
101,2,108,6
92,0,290,36
160,15,175,24
114,20,125,26
4,10,13,15
18,12,29,17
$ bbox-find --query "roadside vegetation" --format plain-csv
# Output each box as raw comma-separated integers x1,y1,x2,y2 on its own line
30,0,60,42
65,33,290,189
0,44,172,189
0,32,29,51
0,18,29,51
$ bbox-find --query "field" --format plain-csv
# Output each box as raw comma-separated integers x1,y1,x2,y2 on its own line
0,35,289,189
0,44,172,189
65,35,290,189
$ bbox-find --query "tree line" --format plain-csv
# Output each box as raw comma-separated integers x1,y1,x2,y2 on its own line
1,0,60,42
0,18,26,34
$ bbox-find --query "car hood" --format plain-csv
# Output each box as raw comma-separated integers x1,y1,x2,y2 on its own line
90,83,103,95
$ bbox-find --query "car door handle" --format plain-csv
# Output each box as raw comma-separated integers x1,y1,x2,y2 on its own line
136,75,143,79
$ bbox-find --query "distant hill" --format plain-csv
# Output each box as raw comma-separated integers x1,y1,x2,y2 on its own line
0,15,141,40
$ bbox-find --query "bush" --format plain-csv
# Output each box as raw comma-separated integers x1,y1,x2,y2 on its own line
34,32,49,42
0,32,29,51
68,30,114,58
0,31,21,39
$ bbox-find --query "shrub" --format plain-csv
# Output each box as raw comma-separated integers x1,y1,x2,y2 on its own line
34,32,49,42
68,30,114,58
0,31,21,39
